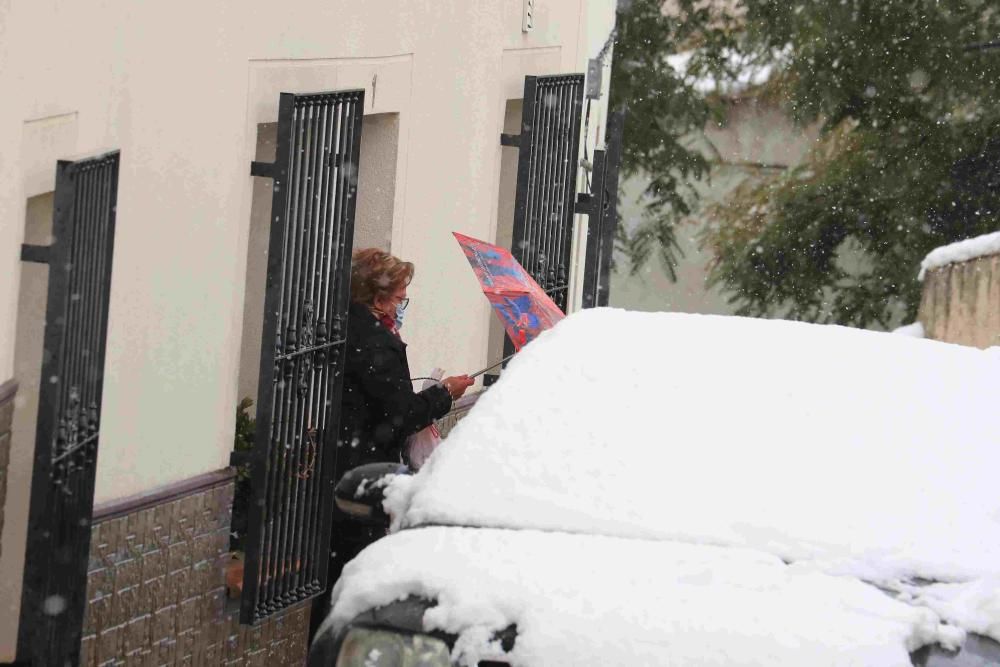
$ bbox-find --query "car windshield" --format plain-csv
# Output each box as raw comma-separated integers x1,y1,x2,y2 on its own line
364,309,1000,663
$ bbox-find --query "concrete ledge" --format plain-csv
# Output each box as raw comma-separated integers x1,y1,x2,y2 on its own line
919,253,1000,349
93,468,237,524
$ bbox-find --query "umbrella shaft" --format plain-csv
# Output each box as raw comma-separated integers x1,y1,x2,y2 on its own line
469,353,516,379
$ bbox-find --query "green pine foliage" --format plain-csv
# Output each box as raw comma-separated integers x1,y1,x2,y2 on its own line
615,0,1000,327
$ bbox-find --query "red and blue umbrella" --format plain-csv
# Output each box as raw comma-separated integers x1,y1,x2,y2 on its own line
453,232,564,351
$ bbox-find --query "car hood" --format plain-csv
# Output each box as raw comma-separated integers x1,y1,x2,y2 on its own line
324,526,966,667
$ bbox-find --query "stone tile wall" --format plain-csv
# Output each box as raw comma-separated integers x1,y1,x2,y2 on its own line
80,474,310,666
0,380,16,562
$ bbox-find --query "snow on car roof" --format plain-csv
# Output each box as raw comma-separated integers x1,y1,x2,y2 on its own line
334,309,1000,665
393,311,999,582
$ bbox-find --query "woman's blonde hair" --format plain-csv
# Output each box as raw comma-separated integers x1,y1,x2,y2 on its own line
350,248,414,306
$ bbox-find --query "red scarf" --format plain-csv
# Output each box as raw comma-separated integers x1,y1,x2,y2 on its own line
373,308,399,337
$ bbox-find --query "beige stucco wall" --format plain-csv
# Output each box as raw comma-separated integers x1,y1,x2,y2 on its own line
0,1,615,656
0,0,615,500
919,254,1000,349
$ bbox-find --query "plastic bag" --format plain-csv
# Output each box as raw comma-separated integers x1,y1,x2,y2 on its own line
405,422,442,471
406,368,444,470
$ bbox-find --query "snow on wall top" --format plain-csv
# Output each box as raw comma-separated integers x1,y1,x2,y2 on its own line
918,230,1000,280
391,310,1000,584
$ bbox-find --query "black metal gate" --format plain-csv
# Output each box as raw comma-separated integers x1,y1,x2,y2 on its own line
580,107,626,308
17,150,120,666
240,90,363,624
502,74,586,313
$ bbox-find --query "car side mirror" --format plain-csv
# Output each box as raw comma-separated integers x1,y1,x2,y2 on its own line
334,462,404,523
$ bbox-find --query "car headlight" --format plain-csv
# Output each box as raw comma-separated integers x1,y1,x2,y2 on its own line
335,626,451,667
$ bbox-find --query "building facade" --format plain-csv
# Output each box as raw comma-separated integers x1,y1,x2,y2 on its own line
0,0,619,663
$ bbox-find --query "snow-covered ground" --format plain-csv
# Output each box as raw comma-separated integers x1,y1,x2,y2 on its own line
919,230,1000,279
327,309,1000,666
892,321,925,338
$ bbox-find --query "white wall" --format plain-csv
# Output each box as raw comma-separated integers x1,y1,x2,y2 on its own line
611,96,819,314
0,1,616,655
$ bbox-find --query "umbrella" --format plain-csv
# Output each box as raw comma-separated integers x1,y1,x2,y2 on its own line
453,232,564,352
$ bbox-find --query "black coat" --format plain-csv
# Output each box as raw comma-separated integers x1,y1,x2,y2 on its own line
335,302,452,476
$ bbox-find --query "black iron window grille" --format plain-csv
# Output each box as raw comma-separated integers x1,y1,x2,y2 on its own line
17,150,120,666
579,107,626,309
501,74,586,314
240,90,364,624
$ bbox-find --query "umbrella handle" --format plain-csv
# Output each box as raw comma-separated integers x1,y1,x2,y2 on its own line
411,353,516,385
468,353,516,379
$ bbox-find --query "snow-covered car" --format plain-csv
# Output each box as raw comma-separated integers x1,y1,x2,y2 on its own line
310,310,1000,667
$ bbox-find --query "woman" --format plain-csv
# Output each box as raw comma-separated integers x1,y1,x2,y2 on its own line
310,248,472,639
337,247,473,473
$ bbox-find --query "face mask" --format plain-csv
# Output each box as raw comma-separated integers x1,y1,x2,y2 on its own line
394,302,406,330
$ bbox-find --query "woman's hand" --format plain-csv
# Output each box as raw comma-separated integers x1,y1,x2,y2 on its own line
441,375,474,400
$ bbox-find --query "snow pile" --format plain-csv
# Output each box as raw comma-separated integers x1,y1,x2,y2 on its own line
892,321,925,338
331,310,1000,663
918,230,1000,280
325,527,955,667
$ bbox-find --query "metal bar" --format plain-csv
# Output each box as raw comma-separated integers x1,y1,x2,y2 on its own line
241,90,364,624
316,93,363,592
80,165,102,424
69,166,94,478
50,432,99,464
558,78,579,301
310,96,351,587
575,192,595,216
20,244,51,264
580,149,608,308
242,91,295,624
271,99,309,607
251,161,276,178
303,98,341,591
535,79,559,292
263,98,304,613
519,86,537,278
541,80,563,289
301,99,341,591
558,78,585,312
525,79,546,285
500,133,521,147
278,100,317,602
505,77,539,363
17,151,119,665
549,80,568,304
60,166,87,469
284,98,323,599
468,353,517,379
295,97,332,593
303,96,339,589
596,107,625,308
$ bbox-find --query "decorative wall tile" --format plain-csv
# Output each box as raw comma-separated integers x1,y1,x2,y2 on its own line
82,477,311,665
